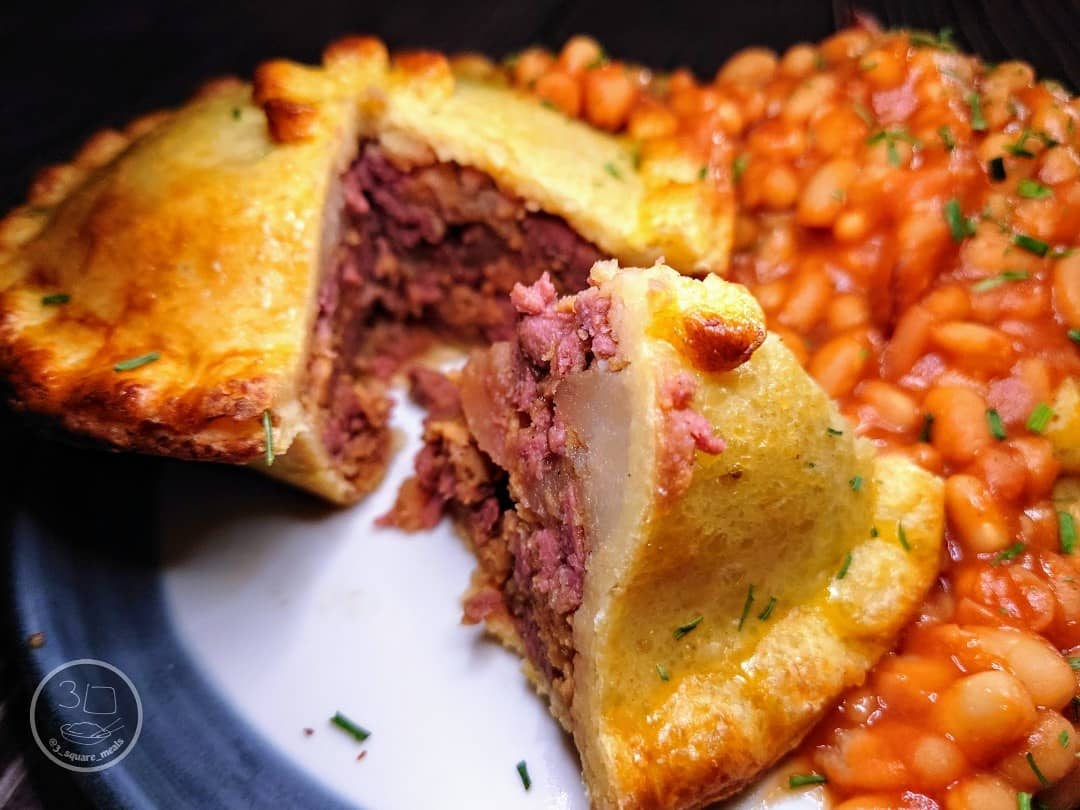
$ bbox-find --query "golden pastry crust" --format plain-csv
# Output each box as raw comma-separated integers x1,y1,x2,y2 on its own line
0,37,731,503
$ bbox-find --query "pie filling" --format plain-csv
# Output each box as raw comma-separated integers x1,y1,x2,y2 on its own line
305,141,603,488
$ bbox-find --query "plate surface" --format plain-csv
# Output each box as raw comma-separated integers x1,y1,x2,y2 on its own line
7,387,820,809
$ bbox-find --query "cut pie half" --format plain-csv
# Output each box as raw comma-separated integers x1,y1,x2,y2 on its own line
402,261,945,809
0,37,730,503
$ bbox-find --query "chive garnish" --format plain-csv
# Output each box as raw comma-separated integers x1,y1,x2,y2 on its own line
1017,178,1052,199
898,523,910,552
113,352,160,372
1013,233,1049,256
1005,130,1035,158
330,711,371,742
849,475,864,492
1068,656,1080,670
1059,729,1070,748
993,542,1026,565
263,410,275,467
870,526,879,538
919,413,934,443
938,125,955,151
908,28,956,50
1069,329,1080,344
232,107,241,120
737,585,755,631
673,615,703,640
944,198,975,241
732,154,748,183
604,162,623,180
788,773,828,789
987,156,1006,182
516,760,532,790
1026,752,1050,788
1060,511,1076,554
1018,792,1032,810
972,270,1028,292
837,552,853,579
967,92,987,131
697,165,707,181
854,103,875,126
41,293,70,306
826,427,843,436
1026,403,1054,433
540,99,558,111
656,663,669,681
757,596,777,621
986,408,1007,440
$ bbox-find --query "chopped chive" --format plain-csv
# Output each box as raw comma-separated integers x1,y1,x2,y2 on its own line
41,293,70,306
837,552,853,579
113,351,160,372
330,711,370,742
1060,511,1076,554
516,760,531,790
898,523,911,552
232,107,241,120
1018,792,1032,810
944,198,975,241
886,140,901,167
849,475,864,492
673,615,703,640
656,663,669,681
788,773,828,789
813,52,826,70
732,154,748,183
604,162,623,180
1069,329,1080,344
986,408,1007,440
972,270,1029,292
870,526,879,538
1026,403,1054,433
827,427,843,436
967,92,987,131
919,413,935,443
988,156,1006,182
993,542,1026,565
697,165,707,181
1017,178,1052,199
540,98,558,111
938,125,955,151
1005,130,1036,158
860,59,878,72
1013,233,1049,256
1060,729,1071,748
1026,752,1050,788
757,596,777,621
738,584,755,631
1068,656,1080,670
263,410,275,467
854,103,875,126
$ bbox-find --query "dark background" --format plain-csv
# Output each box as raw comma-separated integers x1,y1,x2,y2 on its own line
0,1,1077,807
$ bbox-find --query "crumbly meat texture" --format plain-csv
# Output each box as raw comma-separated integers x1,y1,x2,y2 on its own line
388,273,725,713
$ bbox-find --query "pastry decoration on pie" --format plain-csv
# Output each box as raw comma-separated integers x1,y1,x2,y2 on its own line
0,38,730,503
409,261,945,809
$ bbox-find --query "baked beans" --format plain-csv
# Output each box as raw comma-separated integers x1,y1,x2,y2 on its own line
503,21,1080,807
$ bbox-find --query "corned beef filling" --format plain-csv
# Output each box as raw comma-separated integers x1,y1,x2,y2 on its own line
305,142,602,484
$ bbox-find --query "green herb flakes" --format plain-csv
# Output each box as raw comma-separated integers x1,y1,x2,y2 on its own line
757,596,777,621
330,711,371,742
849,475,864,492
898,523,911,552
113,352,160,372
604,162,623,180
732,154,748,183
656,663,670,681
986,408,1007,440
1026,403,1054,433
1060,511,1076,554
673,615,703,640
827,427,843,436
1013,233,1049,256
967,92,988,131
41,293,70,306
1017,178,1052,199
944,198,975,242
972,270,1028,292
993,542,1026,565
788,773,828,789
738,585,755,631
516,760,532,790
1026,752,1050,788
938,125,955,151
837,552,853,579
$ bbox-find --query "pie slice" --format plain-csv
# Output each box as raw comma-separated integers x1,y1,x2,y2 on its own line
0,38,730,503
409,261,944,809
